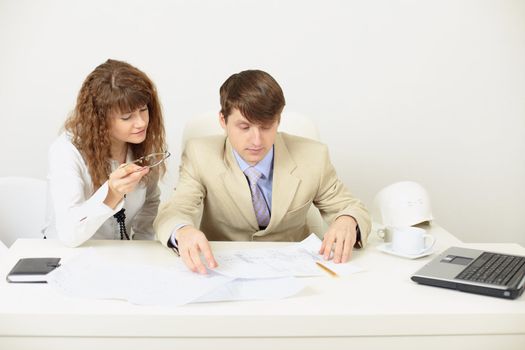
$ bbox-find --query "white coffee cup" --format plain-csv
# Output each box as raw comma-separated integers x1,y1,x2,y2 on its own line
390,226,435,255
376,226,395,242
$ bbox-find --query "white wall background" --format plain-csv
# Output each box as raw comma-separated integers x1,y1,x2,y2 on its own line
1,0,524,245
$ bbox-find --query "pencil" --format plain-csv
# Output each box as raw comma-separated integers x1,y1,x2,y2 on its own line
316,261,339,277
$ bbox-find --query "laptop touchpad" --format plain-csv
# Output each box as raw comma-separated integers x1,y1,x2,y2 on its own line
441,255,473,265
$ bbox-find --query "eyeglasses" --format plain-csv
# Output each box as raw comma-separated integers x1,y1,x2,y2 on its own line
128,151,171,170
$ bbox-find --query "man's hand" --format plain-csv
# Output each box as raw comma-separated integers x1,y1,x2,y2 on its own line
319,215,358,264
177,226,218,274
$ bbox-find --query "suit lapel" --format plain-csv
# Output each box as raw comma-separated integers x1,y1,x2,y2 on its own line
256,133,300,236
220,139,259,230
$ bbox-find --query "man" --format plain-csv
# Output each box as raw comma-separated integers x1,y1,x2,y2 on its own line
154,70,371,273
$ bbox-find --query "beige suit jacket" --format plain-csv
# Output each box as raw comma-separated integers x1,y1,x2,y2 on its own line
155,132,371,246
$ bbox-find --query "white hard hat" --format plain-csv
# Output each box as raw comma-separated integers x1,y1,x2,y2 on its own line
374,181,433,227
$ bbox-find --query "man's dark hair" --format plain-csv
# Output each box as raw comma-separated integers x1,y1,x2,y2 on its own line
219,69,285,125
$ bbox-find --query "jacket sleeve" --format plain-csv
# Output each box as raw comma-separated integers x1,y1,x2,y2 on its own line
154,141,206,246
313,144,371,246
48,138,123,247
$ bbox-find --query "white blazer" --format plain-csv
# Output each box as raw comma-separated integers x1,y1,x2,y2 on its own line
45,133,160,247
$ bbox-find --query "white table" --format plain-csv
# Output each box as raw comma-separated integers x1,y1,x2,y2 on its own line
0,224,524,350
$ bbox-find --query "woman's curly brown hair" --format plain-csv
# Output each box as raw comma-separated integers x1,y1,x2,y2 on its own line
64,59,167,191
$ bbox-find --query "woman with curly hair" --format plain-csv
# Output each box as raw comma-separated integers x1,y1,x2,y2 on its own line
45,59,167,247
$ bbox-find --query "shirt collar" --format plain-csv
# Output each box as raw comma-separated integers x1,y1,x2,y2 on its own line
109,146,133,171
233,146,274,179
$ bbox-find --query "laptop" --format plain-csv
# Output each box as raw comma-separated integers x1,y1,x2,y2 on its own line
411,246,525,299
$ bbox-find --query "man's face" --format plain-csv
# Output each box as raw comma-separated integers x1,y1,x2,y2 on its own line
220,108,279,166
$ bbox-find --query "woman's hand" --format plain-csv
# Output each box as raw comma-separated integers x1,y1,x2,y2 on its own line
104,163,149,208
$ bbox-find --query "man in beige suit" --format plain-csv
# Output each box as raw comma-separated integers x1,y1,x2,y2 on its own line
155,70,370,273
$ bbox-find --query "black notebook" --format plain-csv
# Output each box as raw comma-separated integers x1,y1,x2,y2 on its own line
6,257,61,283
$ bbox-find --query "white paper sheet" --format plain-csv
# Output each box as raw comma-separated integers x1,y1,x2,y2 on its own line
213,246,323,278
47,250,235,306
195,276,306,303
213,233,364,278
47,250,306,306
46,234,362,306
297,233,365,277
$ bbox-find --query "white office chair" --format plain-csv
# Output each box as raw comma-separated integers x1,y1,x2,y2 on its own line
0,177,47,247
0,240,7,257
181,111,327,236
181,111,320,148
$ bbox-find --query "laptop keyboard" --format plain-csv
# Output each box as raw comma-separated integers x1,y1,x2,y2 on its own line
456,252,525,286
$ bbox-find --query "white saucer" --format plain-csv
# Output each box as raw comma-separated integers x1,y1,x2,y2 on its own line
377,243,434,259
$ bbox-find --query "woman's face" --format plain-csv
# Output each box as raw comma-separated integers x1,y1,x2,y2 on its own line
108,105,149,145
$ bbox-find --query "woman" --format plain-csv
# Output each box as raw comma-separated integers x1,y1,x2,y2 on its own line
46,59,167,247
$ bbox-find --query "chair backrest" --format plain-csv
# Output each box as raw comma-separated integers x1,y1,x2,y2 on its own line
0,177,47,247
182,111,321,148
181,112,327,236
0,240,7,257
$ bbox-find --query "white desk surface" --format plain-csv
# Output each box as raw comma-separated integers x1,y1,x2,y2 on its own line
0,224,524,350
